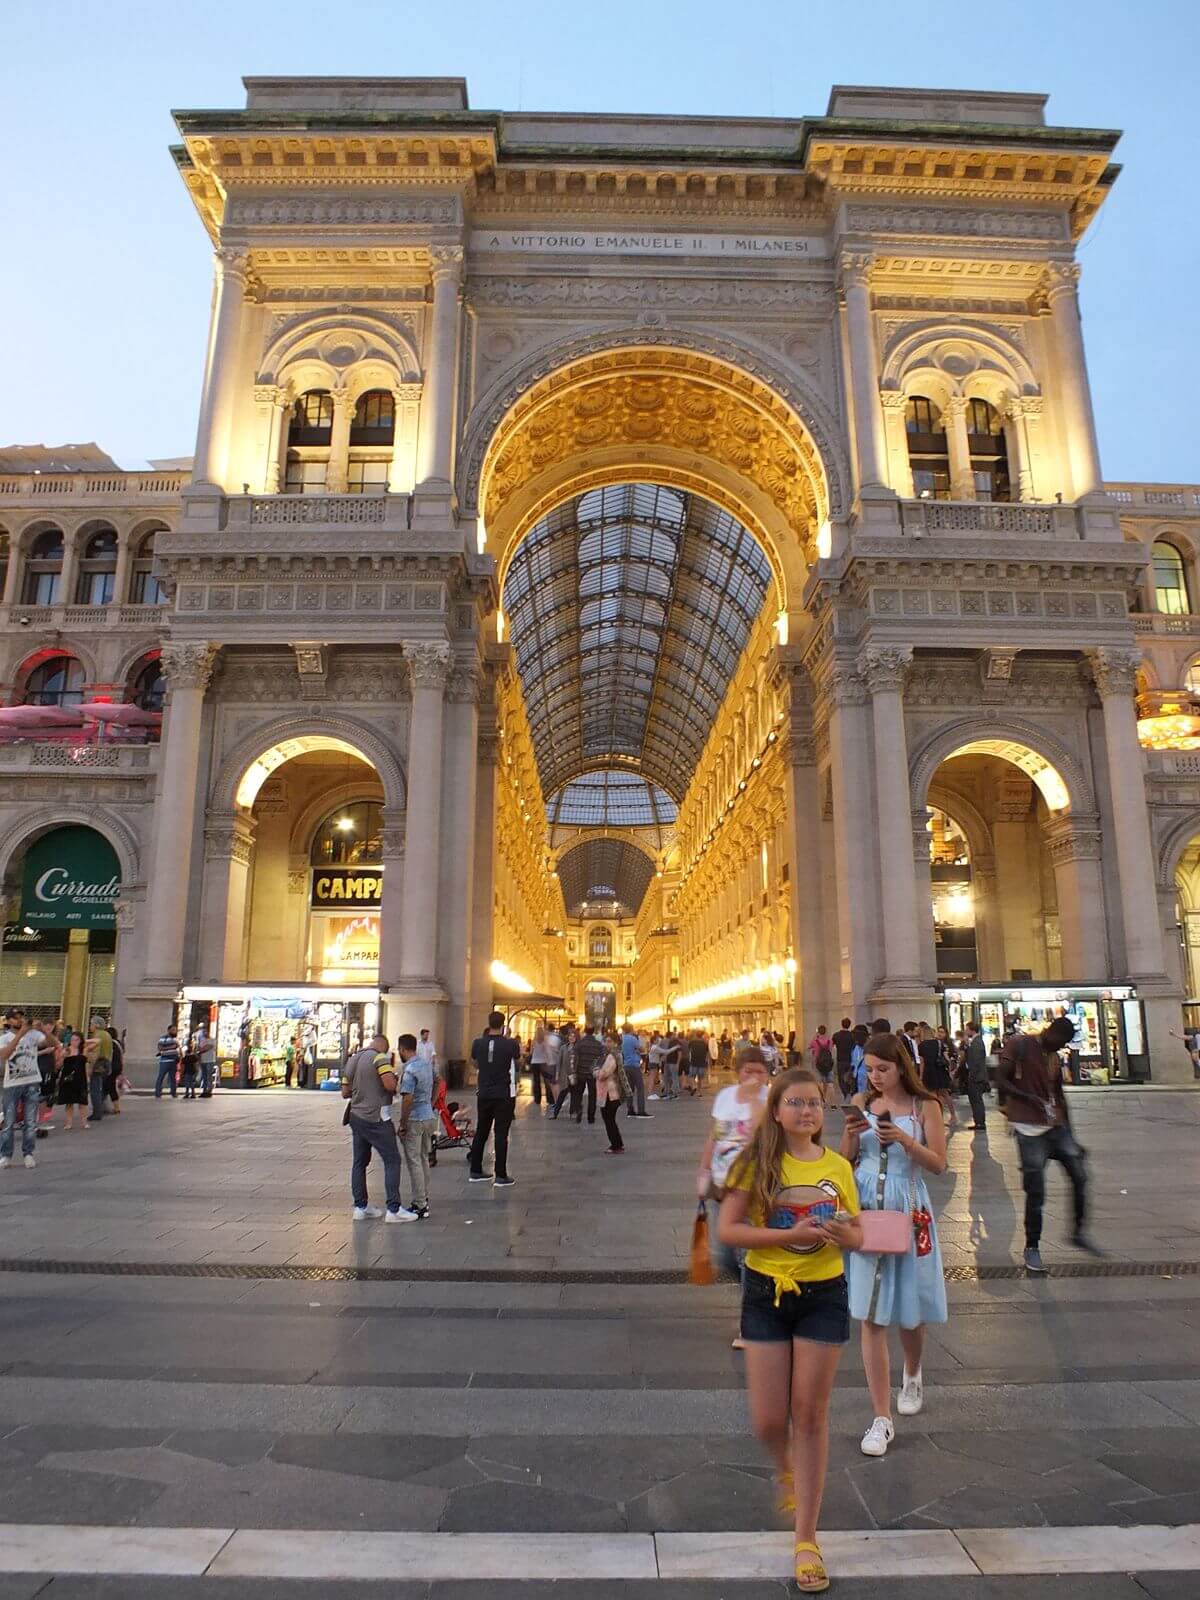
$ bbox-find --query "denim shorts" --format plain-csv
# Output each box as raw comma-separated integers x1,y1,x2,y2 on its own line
740,1266,850,1345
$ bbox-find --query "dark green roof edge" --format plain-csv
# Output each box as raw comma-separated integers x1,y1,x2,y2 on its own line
170,107,1121,169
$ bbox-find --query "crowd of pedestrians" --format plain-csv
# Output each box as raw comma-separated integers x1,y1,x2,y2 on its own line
0,1010,129,1170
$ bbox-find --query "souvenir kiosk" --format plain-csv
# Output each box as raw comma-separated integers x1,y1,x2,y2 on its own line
178,984,379,1088
939,984,1149,1082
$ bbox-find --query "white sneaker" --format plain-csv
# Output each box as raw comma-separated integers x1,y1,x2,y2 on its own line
860,1416,895,1457
23,1154,35,1170
648,1094,660,1100
385,1207,418,1223
351,1204,384,1220
0,1156,9,1169
897,1369,924,1416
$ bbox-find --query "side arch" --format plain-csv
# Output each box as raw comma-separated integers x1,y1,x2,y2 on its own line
0,806,143,889
1156,811,1200,892
211,713,408,816
258,312,422,389
909,715,1093,816
880,319,1040,404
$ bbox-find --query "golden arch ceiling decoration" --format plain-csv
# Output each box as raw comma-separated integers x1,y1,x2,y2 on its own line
479,348,831,583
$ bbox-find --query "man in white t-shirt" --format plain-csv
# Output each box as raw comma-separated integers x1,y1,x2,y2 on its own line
0,1009,46,1168
416,1030,438,1071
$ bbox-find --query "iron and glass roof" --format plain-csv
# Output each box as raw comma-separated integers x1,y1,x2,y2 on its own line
503,482,772,804
547,770,677,831
556,837,657,920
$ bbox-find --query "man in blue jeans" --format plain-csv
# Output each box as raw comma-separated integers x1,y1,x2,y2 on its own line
0,1009,46,1169
620,1023,651,1118
341,1031,415,1222
155,1025,181,1098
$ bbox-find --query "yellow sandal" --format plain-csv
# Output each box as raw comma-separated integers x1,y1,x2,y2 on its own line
776,1470,795,1514
794,1541,829,1593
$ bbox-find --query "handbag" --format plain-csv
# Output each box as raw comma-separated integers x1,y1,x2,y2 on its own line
857,1209,912,1254
688,1201,717,1285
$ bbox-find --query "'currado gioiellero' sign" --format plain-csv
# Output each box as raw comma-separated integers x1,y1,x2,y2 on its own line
20,826,122,929
310,869,383,909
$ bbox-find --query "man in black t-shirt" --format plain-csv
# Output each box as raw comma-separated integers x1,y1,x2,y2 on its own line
467,1012,521,1188
831,1017,855,1104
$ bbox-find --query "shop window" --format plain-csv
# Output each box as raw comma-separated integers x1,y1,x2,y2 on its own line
966,399,1011,502
349,390,395,445
24,654,85,707
22,529,64,604
346,458,389,495
132,659,165,712
75,529,118,604
1154,541,1190,616
310,800,383,866
130,531,167,604
904,395,950,500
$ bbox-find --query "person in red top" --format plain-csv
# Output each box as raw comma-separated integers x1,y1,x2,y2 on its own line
996,1016,1103,1274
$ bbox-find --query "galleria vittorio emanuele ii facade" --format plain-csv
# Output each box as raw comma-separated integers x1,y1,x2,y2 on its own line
3,74,1200,1084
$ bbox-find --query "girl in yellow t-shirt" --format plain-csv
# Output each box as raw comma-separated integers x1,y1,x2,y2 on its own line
719,1068,863,1593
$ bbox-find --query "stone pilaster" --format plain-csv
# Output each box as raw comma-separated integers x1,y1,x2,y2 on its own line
192,249,251,491
837,252,890,496
417,246,464,489
1043,263,1103,499
399,641,452,983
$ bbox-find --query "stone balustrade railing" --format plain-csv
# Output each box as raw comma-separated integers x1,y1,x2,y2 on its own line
0,741,158,772
1131,613,1200,636
0,602,167,630
897,499,1077,538
0,472,186,502
1106,484,1200,511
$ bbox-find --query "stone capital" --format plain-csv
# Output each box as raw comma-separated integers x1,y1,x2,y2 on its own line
837,250,874,294
403,639,452,691
1006,394,1044,421
879,388,909,413
430,245,465,284
859,645,913,695
160,641,218,692
215,246,250,285
1042,261,1082,301
1044,813,1103,866
827,662,868,707
204,809,256,866
1085,646,1141,701
330,389,358,420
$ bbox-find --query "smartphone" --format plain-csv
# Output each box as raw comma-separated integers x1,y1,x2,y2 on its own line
876,1109,892,1124
846,1106,868,1126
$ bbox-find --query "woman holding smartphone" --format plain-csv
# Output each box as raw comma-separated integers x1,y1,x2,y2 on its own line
841,1033,947,1459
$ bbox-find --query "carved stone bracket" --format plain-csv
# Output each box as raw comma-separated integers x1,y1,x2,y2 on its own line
161,641,219,693
291,642,329,701
403,640,452,691
980,647,1019,702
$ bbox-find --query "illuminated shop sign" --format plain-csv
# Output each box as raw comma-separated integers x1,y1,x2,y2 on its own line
310,869,383,908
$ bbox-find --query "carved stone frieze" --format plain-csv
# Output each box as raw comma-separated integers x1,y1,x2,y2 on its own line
470,276,830,310
224,194,458,227
843,204,1068,242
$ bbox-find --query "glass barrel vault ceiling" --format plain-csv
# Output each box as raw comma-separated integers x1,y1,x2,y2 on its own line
547,770,677,832
556,837,657,921
503,482,773,805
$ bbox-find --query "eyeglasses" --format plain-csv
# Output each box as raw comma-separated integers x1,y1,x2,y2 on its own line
780,1096,824,1110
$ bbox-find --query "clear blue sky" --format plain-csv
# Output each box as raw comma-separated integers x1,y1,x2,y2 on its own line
3,0,1196,480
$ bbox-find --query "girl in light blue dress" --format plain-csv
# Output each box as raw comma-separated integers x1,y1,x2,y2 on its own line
842,1032,948,1460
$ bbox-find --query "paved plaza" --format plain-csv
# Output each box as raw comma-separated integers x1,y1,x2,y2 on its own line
0,1083,1198,1597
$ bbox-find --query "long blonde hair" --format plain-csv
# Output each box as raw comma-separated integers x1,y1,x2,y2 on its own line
727,1068,823,1225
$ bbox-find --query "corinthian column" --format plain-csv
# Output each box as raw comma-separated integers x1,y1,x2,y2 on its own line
1044,263,1103,499
401,641,452,979
837,252,890,495
141,642,219,982
192,250,251,491
324,390,355,494
1043,814,1108,979
826,661,878,1011
417,247,464,488
860,646,925,994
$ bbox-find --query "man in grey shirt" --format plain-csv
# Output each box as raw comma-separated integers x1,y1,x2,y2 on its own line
341,1032,415,1222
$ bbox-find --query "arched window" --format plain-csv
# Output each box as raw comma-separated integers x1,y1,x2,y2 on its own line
1154,541,1190,616
346,389,394,495
284,389,332,494
966,399,1011,502
310,800,384,866
904,396,950,500
22,529,64,604
589,926,612,963
75,529,118,604
24,654,85,708
131,658,165,712
130,531,167,604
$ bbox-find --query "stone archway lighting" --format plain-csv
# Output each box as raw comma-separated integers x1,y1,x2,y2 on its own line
674,959,792,1015
235,735,374,809
948,739,1070,812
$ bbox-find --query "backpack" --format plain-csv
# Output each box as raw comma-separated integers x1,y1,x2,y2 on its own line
817,1045,834,1075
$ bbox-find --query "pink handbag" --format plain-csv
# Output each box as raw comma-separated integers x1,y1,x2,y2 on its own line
857,1209,912,1254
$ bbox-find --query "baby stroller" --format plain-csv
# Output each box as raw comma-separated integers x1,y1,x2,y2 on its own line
429,1077,472,1166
